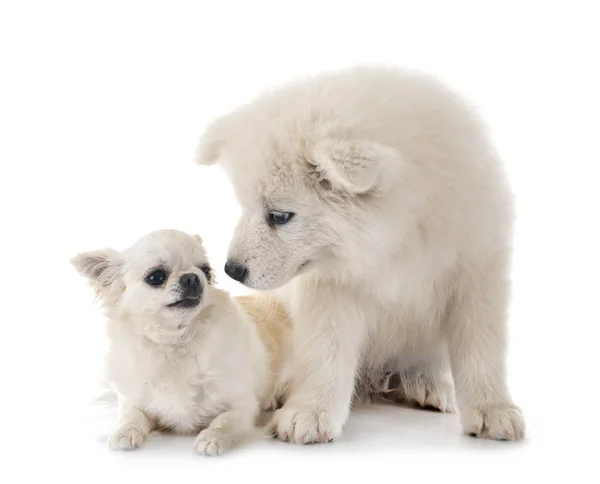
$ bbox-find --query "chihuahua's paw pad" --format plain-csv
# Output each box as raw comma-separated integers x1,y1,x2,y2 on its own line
268,405,339,444
463,404,525,441
194,429,231,456
108,427,147,450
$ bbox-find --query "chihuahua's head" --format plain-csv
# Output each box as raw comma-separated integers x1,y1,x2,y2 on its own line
71,230,215,334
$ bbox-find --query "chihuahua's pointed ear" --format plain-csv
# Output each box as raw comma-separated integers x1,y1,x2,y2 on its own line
71,249,123,288
312,139,403,194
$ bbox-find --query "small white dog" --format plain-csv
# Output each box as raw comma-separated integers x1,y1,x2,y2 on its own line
197,66,525,442
72,230,290,455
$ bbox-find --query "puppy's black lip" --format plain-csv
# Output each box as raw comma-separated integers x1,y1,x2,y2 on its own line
167,297,200,309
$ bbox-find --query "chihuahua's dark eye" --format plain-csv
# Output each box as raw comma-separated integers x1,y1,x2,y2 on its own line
268,211,295,227
145,269,167,286
200,264,212,283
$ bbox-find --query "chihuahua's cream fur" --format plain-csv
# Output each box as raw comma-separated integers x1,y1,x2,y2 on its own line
72,230,290,455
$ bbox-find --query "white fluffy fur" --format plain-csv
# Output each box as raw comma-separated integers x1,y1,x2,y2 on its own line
197,66,525,442
72,230,280,455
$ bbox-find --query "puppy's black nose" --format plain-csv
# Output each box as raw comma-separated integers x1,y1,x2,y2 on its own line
180,273,201,297
224,260,248,283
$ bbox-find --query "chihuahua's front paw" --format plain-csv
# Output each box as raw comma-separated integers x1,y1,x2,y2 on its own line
462,404,525,441
108,426,147,450
268,404,341,444
194,429,231,456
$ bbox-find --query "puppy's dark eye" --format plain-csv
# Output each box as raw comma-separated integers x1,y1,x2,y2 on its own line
145,269,167,287
268,211,295,227
200,264,212,283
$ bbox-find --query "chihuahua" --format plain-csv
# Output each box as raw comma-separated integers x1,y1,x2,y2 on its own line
72,230,290,455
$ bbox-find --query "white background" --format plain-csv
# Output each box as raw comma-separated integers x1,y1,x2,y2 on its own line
1,1,599,482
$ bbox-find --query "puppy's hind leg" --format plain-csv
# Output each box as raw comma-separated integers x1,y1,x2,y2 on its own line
263,379,290,411
377,357,457,413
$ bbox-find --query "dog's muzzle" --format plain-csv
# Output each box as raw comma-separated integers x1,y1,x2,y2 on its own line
180,273,202,298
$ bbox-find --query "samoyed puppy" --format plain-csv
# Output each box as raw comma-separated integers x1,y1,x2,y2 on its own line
195,66,525,442
72,230,290,455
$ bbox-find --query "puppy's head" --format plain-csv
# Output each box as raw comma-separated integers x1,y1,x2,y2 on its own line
196,74,405,290
71,230,215,325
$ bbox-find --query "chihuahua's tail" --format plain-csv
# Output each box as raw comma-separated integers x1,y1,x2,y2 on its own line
88,379,119,441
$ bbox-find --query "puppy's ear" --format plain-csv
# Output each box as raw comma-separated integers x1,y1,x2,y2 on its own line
71,249,123,288
191,234,203,244
312,139,403,194
195,136,221,166
195,115,229,166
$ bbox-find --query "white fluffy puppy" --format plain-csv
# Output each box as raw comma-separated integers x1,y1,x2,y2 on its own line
196,66,525,443
72,230,290,455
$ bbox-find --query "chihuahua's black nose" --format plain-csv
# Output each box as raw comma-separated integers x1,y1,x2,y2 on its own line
224,260,248,283
180,273,201,297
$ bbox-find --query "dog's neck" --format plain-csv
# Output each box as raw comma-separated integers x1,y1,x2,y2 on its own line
111,309,213,348
140,317,198,346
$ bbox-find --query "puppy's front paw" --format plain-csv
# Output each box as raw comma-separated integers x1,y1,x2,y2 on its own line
268,405,339,444
108,426,147,450
463,404,525,441
194,429,231,456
